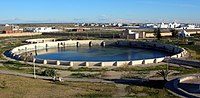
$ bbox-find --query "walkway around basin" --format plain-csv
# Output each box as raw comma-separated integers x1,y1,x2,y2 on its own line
165,76,200,98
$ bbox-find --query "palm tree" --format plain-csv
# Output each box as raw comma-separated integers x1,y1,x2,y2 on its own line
157,69,170,81
157,63,170,81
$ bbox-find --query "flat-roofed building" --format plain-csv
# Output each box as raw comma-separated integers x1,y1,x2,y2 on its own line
1,24,23,34
121,29,146,39
33,27,61,33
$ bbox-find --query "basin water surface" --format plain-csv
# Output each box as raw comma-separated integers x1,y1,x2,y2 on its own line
33,46,172,62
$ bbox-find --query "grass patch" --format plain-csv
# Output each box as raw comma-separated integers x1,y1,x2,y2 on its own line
121,71,150,79
125,85,177,98
180,45,200,60
0,74,116,98
113,65,167,72
65,67,108,72
75,92,112,98
114,64,200,77
70,73,99,78
0,61,35,74
169,66,200,76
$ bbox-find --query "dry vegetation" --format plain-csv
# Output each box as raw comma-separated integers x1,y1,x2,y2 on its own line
0,74,116,98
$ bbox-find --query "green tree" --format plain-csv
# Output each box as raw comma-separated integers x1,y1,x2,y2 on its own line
170,29,178,37
42,69,57,77
154,28,162,40
157,70,170,81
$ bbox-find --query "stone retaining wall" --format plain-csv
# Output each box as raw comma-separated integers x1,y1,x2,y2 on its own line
7,40,187,67
0,33,42,37
25,38,57,43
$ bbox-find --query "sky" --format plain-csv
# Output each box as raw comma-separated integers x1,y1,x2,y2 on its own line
0,0,200,23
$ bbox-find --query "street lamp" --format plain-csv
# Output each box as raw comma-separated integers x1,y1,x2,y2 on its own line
165,56,171,80
33,58,36,78
165,56,171,71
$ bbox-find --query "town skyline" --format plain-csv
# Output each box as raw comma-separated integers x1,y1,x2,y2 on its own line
0,0,200,23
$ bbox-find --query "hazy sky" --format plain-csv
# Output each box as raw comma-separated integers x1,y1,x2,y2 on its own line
0,0,199,23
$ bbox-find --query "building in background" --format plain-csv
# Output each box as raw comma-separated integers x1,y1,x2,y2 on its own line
158,22,181,29
32,27,61,33
1,24,23,34
121,29,146,39
183,24,196,29
178,30,190,38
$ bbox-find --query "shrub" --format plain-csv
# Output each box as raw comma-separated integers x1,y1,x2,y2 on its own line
42,69,57,77
0,80,6,88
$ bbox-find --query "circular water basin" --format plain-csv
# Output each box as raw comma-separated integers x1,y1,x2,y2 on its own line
33,46,172,62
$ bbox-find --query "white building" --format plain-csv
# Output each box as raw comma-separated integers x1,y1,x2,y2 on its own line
90,24,95,27
5,24,10,27
178,30,190,38
3,24,23,31
144,24,158,28
184,25,196,29
168,22,181,28
158,22,181,29
12,25,23,31
121,29,145,39
158,22,169,28
33,27,61,33
117,23,123,27
112,23,117,27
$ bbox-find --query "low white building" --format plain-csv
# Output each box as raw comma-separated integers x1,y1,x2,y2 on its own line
117,23,123,27
144,24,158,28
184,25,196,29
169,22,181,28
5,24,10,27
158,22,169,28
12,25,23,31
178,30,190,38
1,24,23,32
33,27,61,33
121,29,145,39
158,22,181,29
